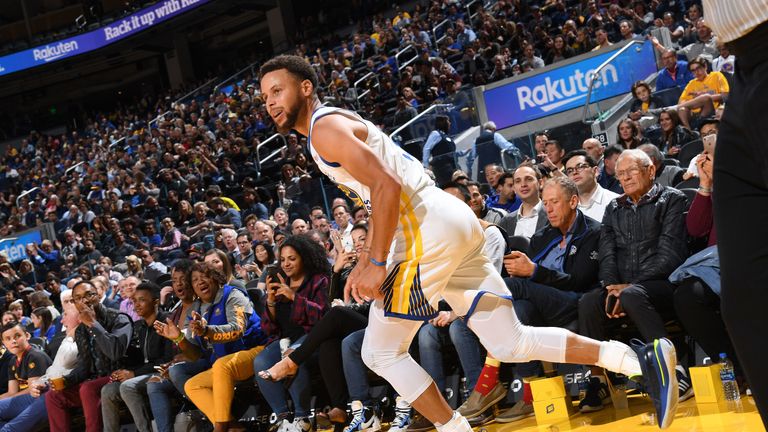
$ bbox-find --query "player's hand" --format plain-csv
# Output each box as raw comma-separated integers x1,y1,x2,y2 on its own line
346,258,386,304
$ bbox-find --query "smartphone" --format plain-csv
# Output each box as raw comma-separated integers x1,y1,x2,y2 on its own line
265,265,287,283
606,295,619,315
703,133,717,154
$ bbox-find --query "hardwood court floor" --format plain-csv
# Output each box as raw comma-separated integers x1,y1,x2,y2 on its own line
472,396,764,432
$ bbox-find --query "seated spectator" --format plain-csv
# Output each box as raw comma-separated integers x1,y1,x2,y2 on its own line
649,109,698,158
638,143,685,187
101,281,174,432
210,198,242,231
591,27,613,51
675,19,719,62
233,232,257,281
140,249,168,275
712,43,735,74
7,300,32,330
616,119,645,149
0,319,53,429
258,227,370,429
498,165,546,240
1,308,80,431
156,262,266,432
655,49,694,92
544,35,575,65
467,181,506,224
486,171,521,214
154,218,184,259
241,188,269,221
146,260,196,432
462,177,603,423
46,280,133,431
118,276,141,322
577,149,688,412
628,81,663,122
539,140,566,176
253,235,329,431
124,254,143,279
203,249,246,290
31,306,56,342
563,150,620,222
108,232,137,265
651,57,730,129
331,203,353,249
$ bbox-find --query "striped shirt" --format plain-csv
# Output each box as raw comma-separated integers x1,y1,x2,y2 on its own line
702,0,768,42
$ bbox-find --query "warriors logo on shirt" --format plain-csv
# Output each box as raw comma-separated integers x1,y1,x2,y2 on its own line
337,184,366,211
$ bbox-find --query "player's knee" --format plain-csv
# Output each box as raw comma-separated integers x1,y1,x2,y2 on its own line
361,346,406,373
485,325,535,363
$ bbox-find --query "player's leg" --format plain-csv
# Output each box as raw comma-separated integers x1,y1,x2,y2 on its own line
362,303,468,432
444,249,678,428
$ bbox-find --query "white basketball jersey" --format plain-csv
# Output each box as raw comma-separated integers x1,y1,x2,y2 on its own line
307,107,435,215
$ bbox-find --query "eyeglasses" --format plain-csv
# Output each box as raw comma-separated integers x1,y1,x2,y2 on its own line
689,65,703,72
565,163,592,176
72,291,98,303
615,167,644,179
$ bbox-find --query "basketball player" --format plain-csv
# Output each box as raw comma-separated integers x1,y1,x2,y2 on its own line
256,55,678,430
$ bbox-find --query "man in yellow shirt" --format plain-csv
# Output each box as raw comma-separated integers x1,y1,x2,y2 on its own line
651,57,729,128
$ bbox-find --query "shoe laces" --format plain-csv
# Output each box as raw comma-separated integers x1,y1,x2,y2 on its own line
391,407,410,427
344,409,368,431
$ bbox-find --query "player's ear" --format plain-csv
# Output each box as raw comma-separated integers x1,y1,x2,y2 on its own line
301,79,314,97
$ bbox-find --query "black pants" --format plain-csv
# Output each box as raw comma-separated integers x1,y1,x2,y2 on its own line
672,277,742,376
714,21,768,426
288,306,368,409
578,280,676,342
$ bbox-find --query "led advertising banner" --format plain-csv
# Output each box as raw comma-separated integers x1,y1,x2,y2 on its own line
0,228,43,262
0,0,210,78
483,41,658,129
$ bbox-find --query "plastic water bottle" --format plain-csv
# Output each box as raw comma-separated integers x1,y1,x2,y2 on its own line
459,377,470,404
719,353,740,402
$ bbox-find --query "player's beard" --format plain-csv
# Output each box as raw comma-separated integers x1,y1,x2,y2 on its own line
276,105,299,135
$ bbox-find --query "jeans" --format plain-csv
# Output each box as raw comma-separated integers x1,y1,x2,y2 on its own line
168,359,211,397
417,319,483,391
147,379,179,432
506,277,582,377
0,393,47,432
253,337,311,417
116,374,153,432
341,329,371,403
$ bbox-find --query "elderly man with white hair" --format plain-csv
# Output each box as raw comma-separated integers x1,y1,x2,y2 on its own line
575,149,691,412
466,121,523,182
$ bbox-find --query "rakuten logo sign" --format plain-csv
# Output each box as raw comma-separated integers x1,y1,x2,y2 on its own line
483,42,657,129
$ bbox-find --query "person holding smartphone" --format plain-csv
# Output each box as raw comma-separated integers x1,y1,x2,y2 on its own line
253,235,330,432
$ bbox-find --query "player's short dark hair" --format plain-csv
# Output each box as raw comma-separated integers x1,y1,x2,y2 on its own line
260,55,319,92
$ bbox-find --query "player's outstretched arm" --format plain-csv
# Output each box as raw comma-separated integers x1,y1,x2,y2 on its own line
311,114,401,302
